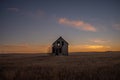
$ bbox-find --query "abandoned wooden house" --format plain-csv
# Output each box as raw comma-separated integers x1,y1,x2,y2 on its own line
52,36,69,56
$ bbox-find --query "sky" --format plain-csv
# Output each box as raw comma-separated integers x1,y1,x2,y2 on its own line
0,0,120,53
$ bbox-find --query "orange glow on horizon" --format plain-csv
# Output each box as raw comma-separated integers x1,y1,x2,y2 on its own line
0,44,50,53
69,45,113,52
0,44,120,53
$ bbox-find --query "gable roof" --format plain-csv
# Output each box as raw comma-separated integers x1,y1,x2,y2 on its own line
52,36,69,45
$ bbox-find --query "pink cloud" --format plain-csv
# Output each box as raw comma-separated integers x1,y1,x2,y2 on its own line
58,18,96,32
7,8,19,12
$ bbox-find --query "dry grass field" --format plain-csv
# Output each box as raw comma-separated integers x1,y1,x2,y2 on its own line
0,52,120,80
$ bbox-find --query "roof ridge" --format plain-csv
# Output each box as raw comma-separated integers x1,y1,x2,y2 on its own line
52,36,69,45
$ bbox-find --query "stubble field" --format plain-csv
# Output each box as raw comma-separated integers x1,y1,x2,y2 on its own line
0,52,120,80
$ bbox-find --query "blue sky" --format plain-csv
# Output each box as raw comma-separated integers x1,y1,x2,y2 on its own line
0,0,120,53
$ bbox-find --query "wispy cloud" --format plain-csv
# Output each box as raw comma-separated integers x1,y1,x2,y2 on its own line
113,24,120,30
84,45,110,49
20,9,45,17
58,18,96,32
7,8,45,18
36,9,45,16
7,8,19,12
90,39,110,43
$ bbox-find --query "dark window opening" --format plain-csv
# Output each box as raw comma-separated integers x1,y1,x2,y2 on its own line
57,41,60,44
62,41,64,46
56,49,58,55
52,47,55,53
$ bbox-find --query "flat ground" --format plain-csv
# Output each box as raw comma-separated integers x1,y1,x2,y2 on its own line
0,52,120,80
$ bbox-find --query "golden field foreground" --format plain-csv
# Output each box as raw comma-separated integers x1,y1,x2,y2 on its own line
0,52,120,80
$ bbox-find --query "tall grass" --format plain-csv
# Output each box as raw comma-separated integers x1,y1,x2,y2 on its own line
0,52,120,80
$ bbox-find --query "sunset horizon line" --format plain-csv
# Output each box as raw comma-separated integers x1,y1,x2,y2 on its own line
0,51,120,54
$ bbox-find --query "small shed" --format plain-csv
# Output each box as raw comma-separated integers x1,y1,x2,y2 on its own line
52,36,69,56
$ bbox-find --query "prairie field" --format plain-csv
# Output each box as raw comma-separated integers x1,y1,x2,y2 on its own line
0,52,120,80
